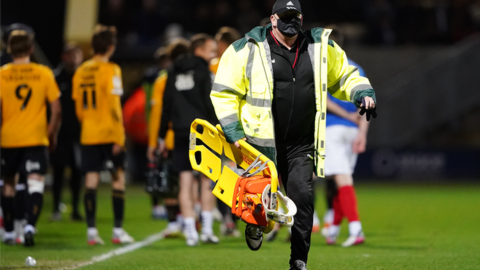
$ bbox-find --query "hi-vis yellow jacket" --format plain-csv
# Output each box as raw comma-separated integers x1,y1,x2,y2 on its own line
211,25,376,177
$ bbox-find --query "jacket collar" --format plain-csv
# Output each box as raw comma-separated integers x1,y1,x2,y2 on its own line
245,24,324,44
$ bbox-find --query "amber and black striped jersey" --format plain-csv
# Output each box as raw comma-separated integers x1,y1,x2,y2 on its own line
0,63,60,147
72,60,125,147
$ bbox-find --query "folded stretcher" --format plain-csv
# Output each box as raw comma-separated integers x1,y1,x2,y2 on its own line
189,119,297,234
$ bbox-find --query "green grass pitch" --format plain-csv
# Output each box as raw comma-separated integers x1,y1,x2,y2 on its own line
1,182,479,269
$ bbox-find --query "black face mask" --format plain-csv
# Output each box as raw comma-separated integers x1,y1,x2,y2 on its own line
276,16,301,37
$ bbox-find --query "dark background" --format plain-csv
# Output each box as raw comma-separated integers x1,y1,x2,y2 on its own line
2,0,480,180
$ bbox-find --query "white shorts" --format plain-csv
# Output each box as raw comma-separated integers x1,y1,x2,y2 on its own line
324,125,359,176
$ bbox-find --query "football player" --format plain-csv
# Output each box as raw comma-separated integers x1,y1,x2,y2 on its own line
158,34,219,246
72,25,133,245
0,30,62,246
322,25,370,247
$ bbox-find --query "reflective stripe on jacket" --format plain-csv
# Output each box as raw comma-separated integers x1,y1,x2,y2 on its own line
210,25,376,177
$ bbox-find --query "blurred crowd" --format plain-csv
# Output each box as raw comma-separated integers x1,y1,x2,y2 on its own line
99,0,480,49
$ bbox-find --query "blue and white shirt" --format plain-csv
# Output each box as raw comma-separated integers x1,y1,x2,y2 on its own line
326,59,366,128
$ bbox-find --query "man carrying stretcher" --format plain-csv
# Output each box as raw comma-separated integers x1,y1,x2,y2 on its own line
209,0,377,269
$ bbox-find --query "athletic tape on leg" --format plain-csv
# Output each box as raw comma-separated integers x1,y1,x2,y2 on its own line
27,179,44,194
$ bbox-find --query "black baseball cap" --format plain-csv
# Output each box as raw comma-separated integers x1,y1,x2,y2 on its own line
272,0,303,16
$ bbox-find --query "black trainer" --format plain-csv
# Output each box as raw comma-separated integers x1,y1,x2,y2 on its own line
289,260,307,270
245,225,263,251
24,231,35,247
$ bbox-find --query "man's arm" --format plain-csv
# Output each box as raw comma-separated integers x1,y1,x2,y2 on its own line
210,44,247,144
147,73,167,160
46,69,62,150
72,73,84,122
159,73,173,140
327,95,359,125
352,113,369,153
326,40,376,110
48,99,62,151
0,98,2,128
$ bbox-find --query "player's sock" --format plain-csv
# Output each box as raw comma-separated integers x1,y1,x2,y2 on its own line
328,224,340,237
87,227,99,236
52,165,64,213
313,210,320,227
112,189,124,228
1,196,14,233
338,186,360,225
70,170,82,215
14,219,25,241
14,182,27,220
184,217,196,232
348,221,363,236
113,227,124,237
166,204,180,223
325,179,337,210
177,214,184,229
0,179,4,229
84,189,97,227
4,231,15,240
201,211,213,235
0,180,3,214
332,194,343,226
24,224,35,234
26,179,44,228
323,209,334,225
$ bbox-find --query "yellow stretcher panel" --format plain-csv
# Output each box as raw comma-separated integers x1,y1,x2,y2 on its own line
189,119,279,225
212,165,238,206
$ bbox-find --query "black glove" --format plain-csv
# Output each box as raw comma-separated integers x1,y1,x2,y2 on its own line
358,97,377,121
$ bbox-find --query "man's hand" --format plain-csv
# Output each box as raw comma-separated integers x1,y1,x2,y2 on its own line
112,143,122,155
147,146,157,161
147,140,167,161
159,139,168,158
234,138,247,148
352,132,367,154
358,97,377,121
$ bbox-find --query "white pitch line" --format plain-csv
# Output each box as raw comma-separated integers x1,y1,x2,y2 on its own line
60,232,164,270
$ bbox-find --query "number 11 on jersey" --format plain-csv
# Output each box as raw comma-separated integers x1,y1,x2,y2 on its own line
81,84,96,109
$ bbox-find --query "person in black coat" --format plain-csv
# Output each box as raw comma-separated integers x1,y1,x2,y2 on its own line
158,34,219,246
50,43,84,221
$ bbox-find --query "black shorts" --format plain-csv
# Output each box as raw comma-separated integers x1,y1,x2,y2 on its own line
1,146,49,177
81,144,125,173
172,133,193,173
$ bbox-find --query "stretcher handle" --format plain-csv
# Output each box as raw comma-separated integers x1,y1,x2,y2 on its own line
235,138,278,210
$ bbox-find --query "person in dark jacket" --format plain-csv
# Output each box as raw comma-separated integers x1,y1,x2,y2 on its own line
50,42,84,221
159,34,219,246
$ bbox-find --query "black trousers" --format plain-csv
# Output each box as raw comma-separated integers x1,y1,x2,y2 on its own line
276,143,315,265
50,141,82,213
